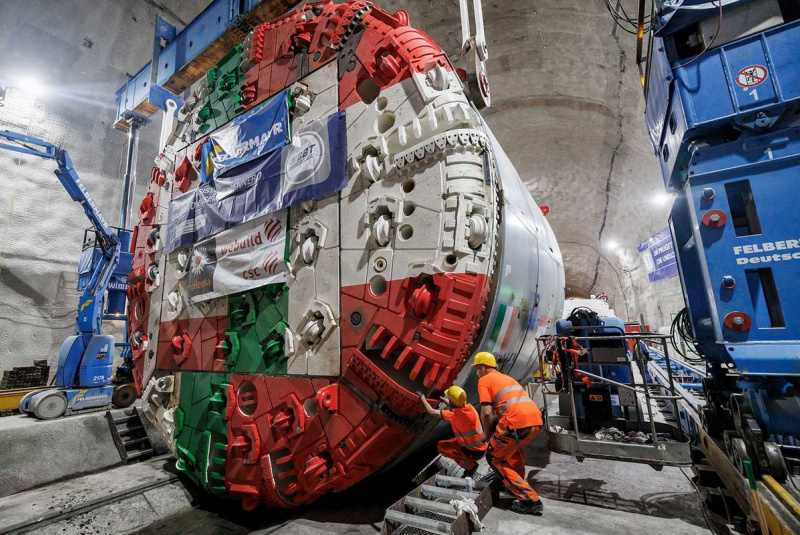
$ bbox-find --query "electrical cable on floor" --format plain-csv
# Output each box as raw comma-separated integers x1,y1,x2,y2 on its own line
679,466,717,533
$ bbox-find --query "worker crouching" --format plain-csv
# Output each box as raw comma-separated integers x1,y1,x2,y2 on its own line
418,386,487,477
473,351,544,516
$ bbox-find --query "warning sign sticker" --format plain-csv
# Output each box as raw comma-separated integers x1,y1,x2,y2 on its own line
736,65,768,88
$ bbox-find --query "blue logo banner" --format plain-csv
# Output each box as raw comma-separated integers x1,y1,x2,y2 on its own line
638,227,679,283
208,89,290,178
166,110,347,253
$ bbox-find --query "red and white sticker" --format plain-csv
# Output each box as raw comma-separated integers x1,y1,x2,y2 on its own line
736,65,768,88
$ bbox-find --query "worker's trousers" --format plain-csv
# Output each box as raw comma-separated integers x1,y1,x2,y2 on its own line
486,421,540,503
437,438,486,472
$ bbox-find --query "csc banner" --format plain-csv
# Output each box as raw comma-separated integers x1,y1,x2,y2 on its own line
166,110,347,253
638,227,679,283
186,211,287,303
208,89,290,178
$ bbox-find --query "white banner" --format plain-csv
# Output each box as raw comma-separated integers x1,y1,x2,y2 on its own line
186,212,287,302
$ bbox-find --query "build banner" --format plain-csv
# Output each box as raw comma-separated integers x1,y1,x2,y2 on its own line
167,110,347,253
638,227,679,283
186,211,287,303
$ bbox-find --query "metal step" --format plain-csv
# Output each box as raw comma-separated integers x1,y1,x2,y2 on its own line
117,425,144,437
433,474,488,490
404,496,459,518
105,409,155,464
381,469,494,535
420,484,480,501
123,436,151,448
384,510,452,535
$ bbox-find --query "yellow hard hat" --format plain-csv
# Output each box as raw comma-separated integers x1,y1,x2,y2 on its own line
472,351,497,368
444,386,467,407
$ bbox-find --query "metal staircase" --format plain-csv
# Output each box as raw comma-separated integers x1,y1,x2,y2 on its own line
381,470,493,535
105,408,155,464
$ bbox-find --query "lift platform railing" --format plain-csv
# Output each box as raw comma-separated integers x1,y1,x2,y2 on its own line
535,331,692,467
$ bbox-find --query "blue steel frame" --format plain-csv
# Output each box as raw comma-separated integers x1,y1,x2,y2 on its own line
643,0,800,443
115,0,268,125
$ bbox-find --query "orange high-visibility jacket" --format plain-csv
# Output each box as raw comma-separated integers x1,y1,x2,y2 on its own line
478,370,542,429
441,402,488,451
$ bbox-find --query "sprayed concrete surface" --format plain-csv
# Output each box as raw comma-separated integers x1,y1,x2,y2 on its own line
0,409,121,497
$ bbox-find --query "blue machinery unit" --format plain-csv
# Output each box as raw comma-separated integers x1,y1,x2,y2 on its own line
538,310,692,468
0,131,136,418
634,0,800,531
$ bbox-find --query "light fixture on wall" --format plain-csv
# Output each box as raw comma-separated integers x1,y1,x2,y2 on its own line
603,239,619,251
16,75,46,97
651,192,674,207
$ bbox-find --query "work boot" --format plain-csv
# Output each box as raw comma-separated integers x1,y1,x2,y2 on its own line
463,465,479,478
510,499,544,515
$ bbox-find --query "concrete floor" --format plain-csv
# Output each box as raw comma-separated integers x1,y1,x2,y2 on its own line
0,428,711,534
131,432,710,535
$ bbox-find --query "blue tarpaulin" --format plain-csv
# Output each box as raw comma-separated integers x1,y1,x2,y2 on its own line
207,89,290,177
166,110,347,253
638,227,679,283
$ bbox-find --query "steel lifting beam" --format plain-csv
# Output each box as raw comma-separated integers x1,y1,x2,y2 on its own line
113,0,297,131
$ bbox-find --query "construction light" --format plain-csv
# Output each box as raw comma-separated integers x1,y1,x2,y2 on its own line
16,75,45,97
652,192,673,207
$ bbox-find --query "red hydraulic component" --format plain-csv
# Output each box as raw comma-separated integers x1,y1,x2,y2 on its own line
724,311,752,331
393,9,409,25
410,283,433,318
138,192,155,221
315,384,339,412
150,166,166,186
702,209,727,228
174,156,197,193
272,408,294,431
230,423,262,465
171,332,192,366
302,453,330,480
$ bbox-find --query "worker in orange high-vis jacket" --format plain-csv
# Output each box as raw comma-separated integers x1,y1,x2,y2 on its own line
418,386,487,477
473,351,544,515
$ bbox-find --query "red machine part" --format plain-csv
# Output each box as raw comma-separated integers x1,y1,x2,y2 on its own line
224,375,415,509
702,209,728,228
338,5,453,108
341,272,490,418
128,169,173,393
174,155,198,193
724,311,752,331
156,316,228,373
171,332,193,366
238,1,452,111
